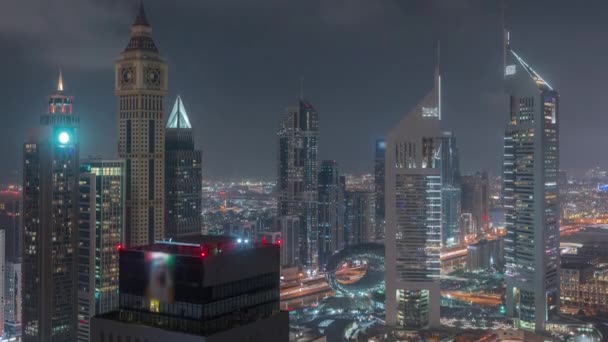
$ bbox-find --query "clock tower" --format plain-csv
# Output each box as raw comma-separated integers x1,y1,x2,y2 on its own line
115,1,168,247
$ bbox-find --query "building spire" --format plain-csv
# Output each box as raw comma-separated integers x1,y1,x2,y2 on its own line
58,67,64,93
133,0,150,27
299,77,304,101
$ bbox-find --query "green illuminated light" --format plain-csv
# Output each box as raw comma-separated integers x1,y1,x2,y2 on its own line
58,131,70,145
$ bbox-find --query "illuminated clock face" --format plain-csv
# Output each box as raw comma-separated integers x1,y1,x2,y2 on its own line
58,131,70,145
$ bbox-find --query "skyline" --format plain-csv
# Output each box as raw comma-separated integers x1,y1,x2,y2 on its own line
2,0,607,182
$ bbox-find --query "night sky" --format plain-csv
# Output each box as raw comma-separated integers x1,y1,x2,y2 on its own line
1,0,606,182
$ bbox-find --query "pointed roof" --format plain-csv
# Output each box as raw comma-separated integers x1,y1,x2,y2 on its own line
508,49,553,91
57,68,64,93
124,0,158,53
133,0,150,27
505,33,554,91
167,96,193,129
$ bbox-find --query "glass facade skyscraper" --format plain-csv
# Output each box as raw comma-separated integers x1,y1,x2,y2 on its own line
22,72,79,341
78,160,125,342
385,66,442,329
277,99,319,268
440,131,461,247
165,96,203,239
503,33,560,332
317,160,344,268
374,139,386,241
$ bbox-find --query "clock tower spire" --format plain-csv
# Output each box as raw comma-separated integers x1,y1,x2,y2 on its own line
115,1,168,247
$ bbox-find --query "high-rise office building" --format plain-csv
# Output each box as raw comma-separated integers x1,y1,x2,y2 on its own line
440,132,461,247
91,236,288,341
78,160,125,342
374,139,386,241
279,215,299,267
461,172,489,234
4,261,21,339
22,72,79,341
0,229,5,336
116,2,167,247
0,186,22,338
165,96,203,239
385,64,441,329
0,186,21,262
317,160,344,268
344,190,375,246
277,99,319,267
503,33,560,332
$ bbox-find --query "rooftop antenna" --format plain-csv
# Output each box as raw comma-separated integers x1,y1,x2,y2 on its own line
57,67,64,93
299,77,304,101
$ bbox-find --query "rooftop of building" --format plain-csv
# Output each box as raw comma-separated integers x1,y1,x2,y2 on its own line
124,234,280,258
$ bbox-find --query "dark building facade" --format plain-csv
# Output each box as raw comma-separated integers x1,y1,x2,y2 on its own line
317,160,344,268
91,236,288,341
277,99,319,267
1,186,22,338
461,171,489,236
345,190,375,246
22,73,79,341
440,132,461,247
374,139,386,241
165,96,203,239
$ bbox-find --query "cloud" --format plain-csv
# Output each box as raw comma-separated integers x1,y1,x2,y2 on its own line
0,0,132,69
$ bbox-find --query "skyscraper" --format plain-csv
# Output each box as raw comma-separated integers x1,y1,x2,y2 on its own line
277,99,319,267
0,229,5,336
440,131,461,247
385,65,441,329
165,96,203,239
23,72,79,341
0,186,22,338
116,2,168,247
279,215,299,267
503,33,560,332
344,190,375,246
78,160,125,342
374,139,386,241
461,171,489,235
317,160,344,267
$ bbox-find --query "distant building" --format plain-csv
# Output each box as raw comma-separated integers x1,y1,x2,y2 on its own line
23,72,79,341
467,238,504,271
461,172,489,234
277,98,319,267
165,96,203,239
503,32,560,332
0,186,22,338
440,132,461,247
460,213,475,237
279,215,300,267
116,2,168,247
91,236,288,341
374,139,386,240
0,229,4,336
385,62,441,329
344,191,374,246
4,261,21,339
318,160,344,267
78,160,125,342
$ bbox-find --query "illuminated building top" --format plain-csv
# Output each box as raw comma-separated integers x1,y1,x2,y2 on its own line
47,68,73,115
166,95,192,129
